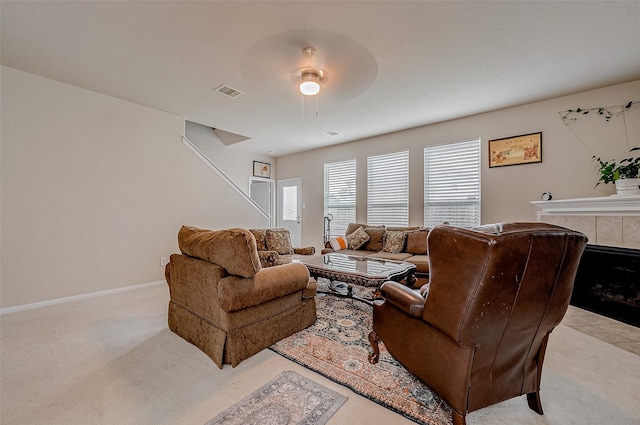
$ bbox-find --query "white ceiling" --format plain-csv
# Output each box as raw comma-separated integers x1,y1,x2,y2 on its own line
2,1,640,157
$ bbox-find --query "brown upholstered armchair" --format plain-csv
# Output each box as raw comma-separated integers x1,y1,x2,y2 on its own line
368,222,587,425
165,225,317,368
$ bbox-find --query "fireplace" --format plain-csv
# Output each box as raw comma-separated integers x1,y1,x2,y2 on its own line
531,194,640,327
571,244,640,327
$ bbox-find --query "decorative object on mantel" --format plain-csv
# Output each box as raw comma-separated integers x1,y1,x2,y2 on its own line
541,192,553,201
253,161,271,178
488,132,542,168
593,147,640,196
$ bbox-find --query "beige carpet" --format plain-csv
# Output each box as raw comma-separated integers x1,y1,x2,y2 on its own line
1,283,639,425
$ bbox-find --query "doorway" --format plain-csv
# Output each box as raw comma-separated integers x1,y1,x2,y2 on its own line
249,177,275,227
278,178,302,246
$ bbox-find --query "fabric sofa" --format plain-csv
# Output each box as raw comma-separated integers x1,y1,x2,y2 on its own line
249,227,316,267
165,225,317,368
322,222,430,277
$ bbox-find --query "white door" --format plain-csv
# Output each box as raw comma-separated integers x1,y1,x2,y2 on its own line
278,178,302,246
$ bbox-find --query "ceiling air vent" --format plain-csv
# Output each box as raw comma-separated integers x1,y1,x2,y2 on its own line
214,84,244,98
325,130,341,137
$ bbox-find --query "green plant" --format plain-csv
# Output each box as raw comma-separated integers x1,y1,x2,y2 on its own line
560,100,639,125
593,147,640,186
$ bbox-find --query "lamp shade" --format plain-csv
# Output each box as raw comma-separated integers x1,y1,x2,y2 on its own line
299,72,320,96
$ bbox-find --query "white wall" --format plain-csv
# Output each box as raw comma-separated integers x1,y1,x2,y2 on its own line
277,80,640,252
185,121,276,194
0,67,266,308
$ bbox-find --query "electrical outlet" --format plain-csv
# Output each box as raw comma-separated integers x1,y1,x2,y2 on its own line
160,257,169,266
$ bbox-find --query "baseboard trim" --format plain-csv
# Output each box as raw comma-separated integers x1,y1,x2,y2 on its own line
0,281,165,315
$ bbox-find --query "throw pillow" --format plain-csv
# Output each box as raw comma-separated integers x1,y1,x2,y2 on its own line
406,229,429,255
364,227,386,251
346,226,370,250
249,228,268,251
345,222,368,236
345,222,384,238
382,230,407,253
266,228,294,255
329,236,347,251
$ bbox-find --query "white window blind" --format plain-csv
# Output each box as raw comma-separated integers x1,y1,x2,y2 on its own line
424,139,481,228
367,150,409,226
324,159,356,238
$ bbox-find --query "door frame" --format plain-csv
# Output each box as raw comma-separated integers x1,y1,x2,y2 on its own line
248,177,276,227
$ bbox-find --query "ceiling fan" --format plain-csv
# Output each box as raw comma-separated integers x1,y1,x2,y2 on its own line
239,30,378,107
290,47,329,96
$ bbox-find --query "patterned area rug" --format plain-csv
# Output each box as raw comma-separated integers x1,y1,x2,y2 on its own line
204,370,347,425
271,280,453,425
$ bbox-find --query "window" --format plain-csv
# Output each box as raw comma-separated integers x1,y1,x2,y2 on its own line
424,139,481,228
367,150,409,226
281,186,298,221
324,159,356,238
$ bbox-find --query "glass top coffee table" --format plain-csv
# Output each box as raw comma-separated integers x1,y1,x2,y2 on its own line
296,253,417,293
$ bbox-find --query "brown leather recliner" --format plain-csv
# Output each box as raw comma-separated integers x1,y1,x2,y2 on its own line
368,222,587,425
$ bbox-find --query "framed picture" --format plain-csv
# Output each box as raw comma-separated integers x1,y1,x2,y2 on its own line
489,132,542,168
253,161,271,178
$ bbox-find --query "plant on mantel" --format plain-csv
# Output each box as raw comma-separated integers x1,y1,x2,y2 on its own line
592,147,640,186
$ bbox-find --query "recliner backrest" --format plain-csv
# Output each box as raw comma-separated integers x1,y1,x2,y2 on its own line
423,223,587,404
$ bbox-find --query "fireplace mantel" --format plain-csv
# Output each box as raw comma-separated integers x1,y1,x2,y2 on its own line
531,194,640,217
531,195,640,249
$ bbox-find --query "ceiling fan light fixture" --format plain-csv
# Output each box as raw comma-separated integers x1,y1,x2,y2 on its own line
299,72,321,96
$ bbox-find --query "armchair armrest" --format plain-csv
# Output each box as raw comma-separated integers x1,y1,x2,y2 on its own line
380,281,425,318
218,262,311,312
293,246,316,255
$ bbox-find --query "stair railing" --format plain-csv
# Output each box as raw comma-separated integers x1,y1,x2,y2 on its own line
182,136,270,227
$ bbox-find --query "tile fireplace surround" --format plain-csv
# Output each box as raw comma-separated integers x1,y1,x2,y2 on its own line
531,194,640,249
532,194,640,327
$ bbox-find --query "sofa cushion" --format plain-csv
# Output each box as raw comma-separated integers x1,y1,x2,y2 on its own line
383,230,407,253
406,229,429,255
387,226,421,232
364,227,386,251
178,225,261,278
266,228,294,255
346,226,370,250
405,254,430,274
